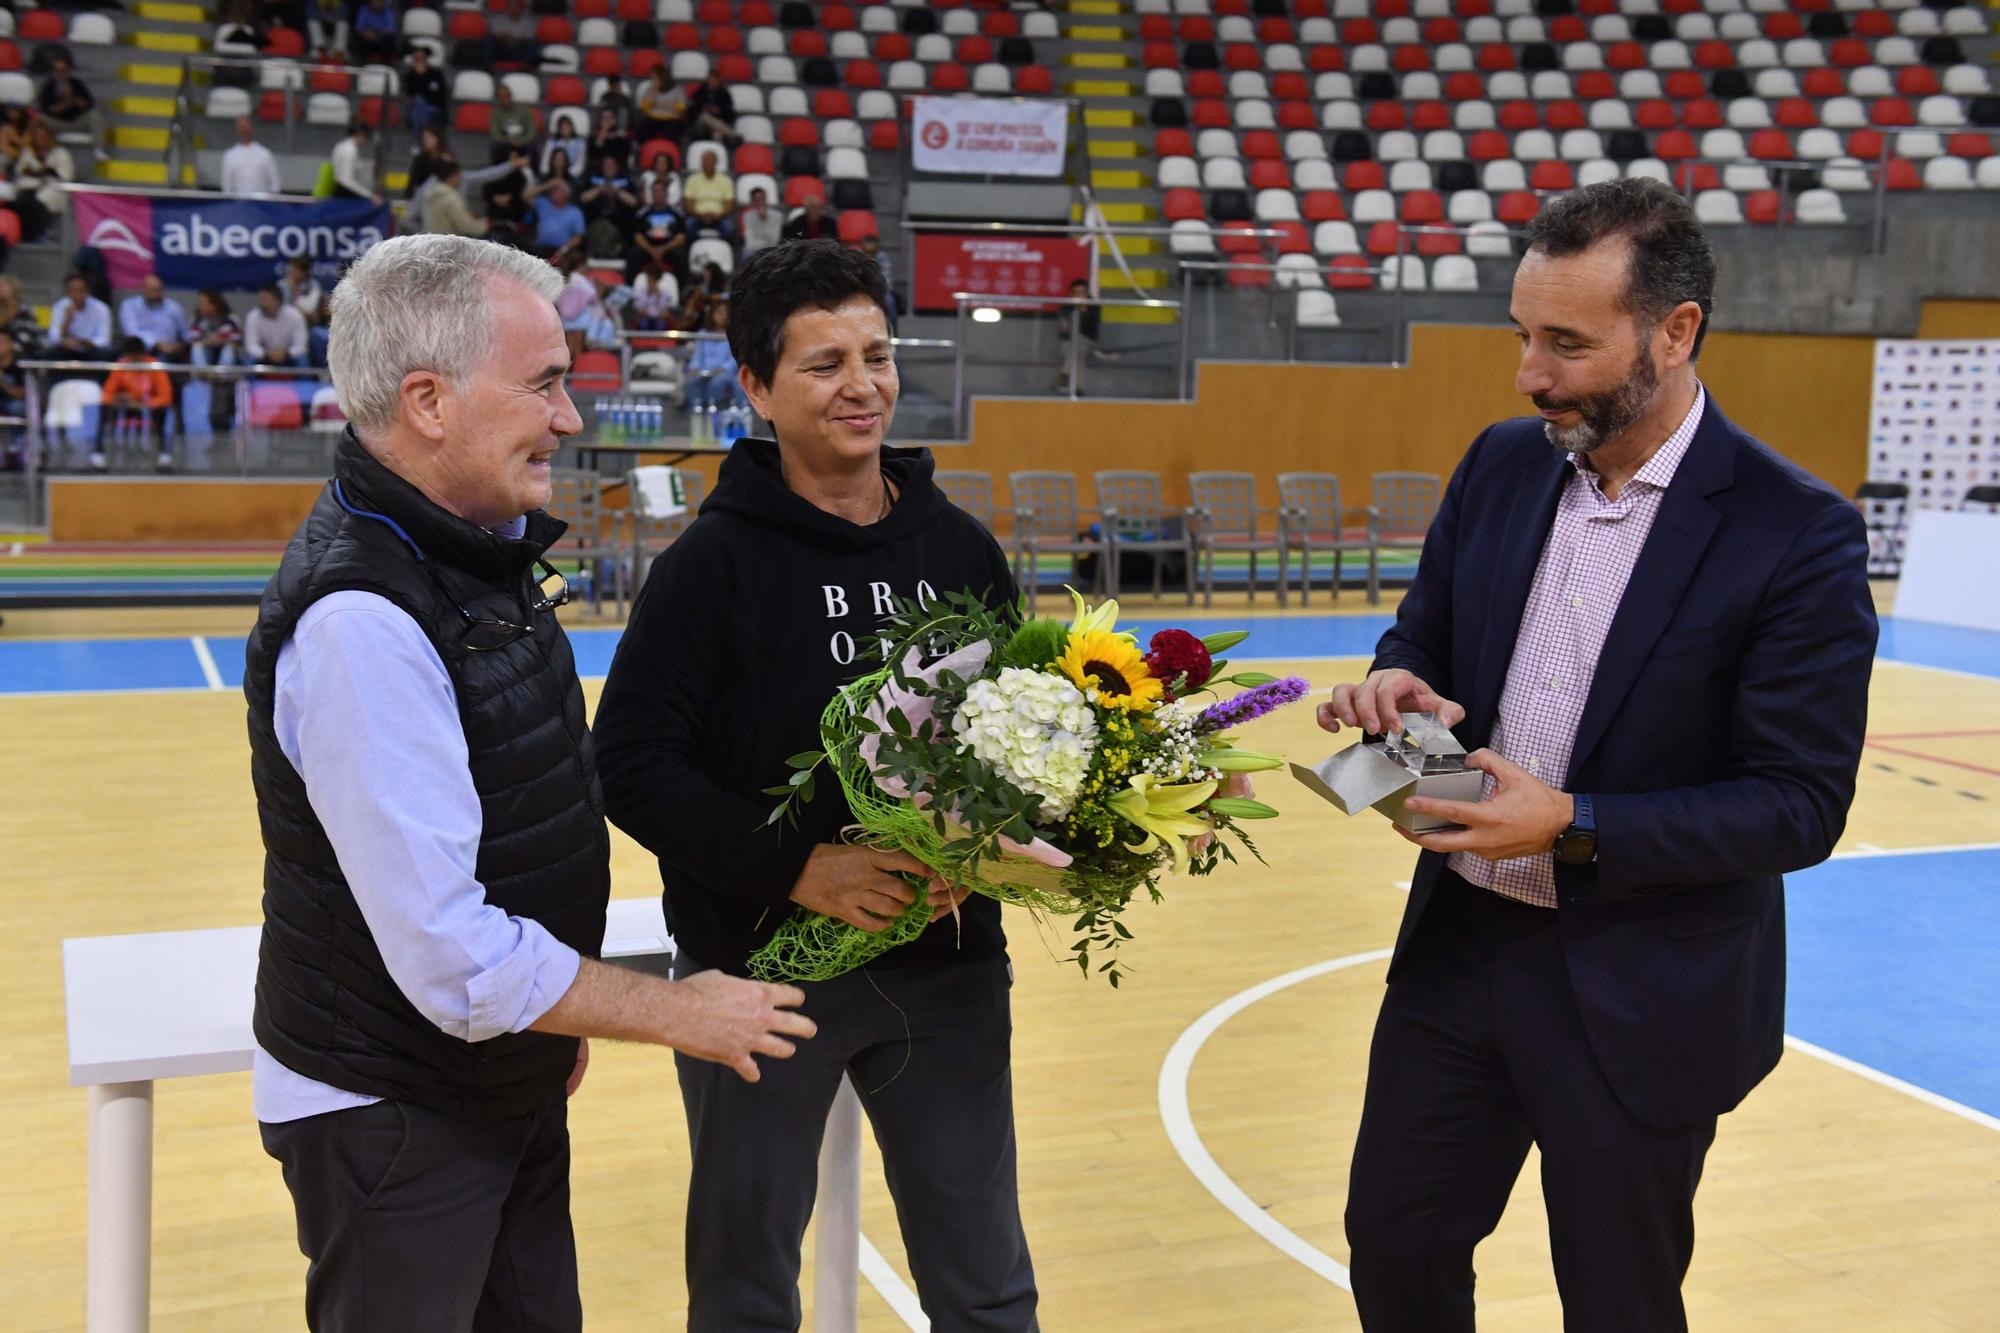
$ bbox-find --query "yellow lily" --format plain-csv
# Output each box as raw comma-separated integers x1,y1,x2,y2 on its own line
1108,774,1218,874
1066,585,1133,644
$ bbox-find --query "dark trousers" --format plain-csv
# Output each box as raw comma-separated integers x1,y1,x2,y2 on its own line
673,952,1038,1333
1345,871,1717,1333
260,1095,582,1332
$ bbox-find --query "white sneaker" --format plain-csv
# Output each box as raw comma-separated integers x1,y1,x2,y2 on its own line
157,451,175,470
89,451,107,470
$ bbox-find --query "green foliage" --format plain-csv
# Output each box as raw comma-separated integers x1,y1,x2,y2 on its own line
1000,618,1070,670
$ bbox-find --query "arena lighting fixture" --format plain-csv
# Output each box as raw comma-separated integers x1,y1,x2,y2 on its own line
971,306,1003,323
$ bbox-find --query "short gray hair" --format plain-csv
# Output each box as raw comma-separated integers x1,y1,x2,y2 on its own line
328,234,563,433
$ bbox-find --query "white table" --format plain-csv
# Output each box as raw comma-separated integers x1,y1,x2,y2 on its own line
64,900,865,1333
1896,509,2000,633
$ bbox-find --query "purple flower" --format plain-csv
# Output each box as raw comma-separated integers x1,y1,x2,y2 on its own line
1195,676,1311,733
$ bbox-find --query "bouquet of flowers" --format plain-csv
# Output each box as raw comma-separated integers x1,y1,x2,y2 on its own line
753,588,1310,985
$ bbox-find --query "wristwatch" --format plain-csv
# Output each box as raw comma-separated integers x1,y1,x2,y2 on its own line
1552,793,1598,866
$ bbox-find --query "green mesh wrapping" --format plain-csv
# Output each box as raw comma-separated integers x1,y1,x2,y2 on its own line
746,666,1155,983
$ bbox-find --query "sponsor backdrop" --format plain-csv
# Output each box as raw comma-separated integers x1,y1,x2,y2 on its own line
912,232,1091,313
73,189,393,293
910,96,1070,177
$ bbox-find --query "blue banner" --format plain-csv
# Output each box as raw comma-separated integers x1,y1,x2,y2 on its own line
77,191,393,293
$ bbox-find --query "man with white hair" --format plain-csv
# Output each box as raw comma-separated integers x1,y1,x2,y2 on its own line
245,234,815,1331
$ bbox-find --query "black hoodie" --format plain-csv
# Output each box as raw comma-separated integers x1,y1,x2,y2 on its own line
593,440,1018,974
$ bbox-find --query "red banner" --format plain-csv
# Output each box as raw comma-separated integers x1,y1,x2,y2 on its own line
912,233,1091,314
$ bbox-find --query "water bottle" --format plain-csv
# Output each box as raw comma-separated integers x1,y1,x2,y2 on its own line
593,395,607,438
647,399,663,437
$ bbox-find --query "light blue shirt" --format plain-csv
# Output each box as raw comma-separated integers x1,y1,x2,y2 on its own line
252,535,584,1124
687,335,737,378
48,294,112,352
117,294,190,351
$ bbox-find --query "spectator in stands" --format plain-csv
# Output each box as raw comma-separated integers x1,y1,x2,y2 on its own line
49,273,113,362
634,66,687,146
351,0,400,65
214,0,268,54
245,283,309,366
306,0,350,63
489,84,539,165
541,146,581,197
782,194,836,242
627,175,689,283
637,148,682,206
282,256,332,364
0,275,46,360
420,161,489,237
681,148,735,243
739,186,783,257
1056,277,1099,393
629,256,679,332
683,71,738,148
587,107,631,175
36,57,96,133
581,153,638,259
0,108,28,175
405,124,454,200
0,330,25,471
526,177,586,264
330,121,383,205
682,300,743,416
858,234,896,333
221,116,283,196
542,115,588,184
12,122,76,244
404,46,448,141
676,261,729,333
554,251,597,359
487,0,539,68
190,288,244,434
96,337,176,469
479,147,537,245
118,273,192,441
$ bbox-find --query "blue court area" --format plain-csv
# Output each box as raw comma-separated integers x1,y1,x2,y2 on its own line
1788,849,2000,1119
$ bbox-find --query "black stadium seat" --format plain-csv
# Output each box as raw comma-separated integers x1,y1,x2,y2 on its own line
1535,0,1575,16
1921,37,1966,67
621,20,657,47
1519,43,1558,72
1808,13,1849,38
1183,42,1220,70
1632,15,1671,42
1710,70,1750,100
1331,130,1372,162
1150,98,1188,128
780,145,821,177
1606,131,1647,162
1253,0,1289,16
831,179,874,211
998,37,1034,67
901,7,938,35
801,56,837,86
1968,96,2000,128
1209,189,1251,222
1357,72,1397,100
1436,160,1477,192
779,1,815,30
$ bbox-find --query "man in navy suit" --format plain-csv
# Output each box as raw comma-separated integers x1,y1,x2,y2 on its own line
1324,179,1876,1331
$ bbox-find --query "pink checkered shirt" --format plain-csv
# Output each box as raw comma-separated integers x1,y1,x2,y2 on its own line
1451,386,1706,908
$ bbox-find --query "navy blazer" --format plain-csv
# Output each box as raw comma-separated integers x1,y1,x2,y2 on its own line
1374,395,1877,1128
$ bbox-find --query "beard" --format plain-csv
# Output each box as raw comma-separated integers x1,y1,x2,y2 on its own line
1535,345,1661,455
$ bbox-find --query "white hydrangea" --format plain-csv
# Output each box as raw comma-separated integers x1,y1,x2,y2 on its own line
950,667,1099,818
1140,699,1220,785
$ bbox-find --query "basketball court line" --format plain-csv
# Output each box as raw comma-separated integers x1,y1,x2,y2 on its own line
1158,843,2000,1295
189,636,225,692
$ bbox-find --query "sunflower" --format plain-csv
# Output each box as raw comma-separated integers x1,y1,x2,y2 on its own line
1057,630,1165,713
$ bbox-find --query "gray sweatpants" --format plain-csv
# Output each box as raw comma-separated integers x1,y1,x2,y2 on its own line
672,952,1038,1333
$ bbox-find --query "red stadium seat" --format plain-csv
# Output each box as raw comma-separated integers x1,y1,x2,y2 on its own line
536,17,573,43
1575,71,1615,101
955,36,992,64
570,351,623,392
783,176,826,208
1301,190,1346,221
838,210,879,243
1743,191,1787,225
1217,221,1263,254
630,49,666,78
258,90,289,123
740,0,774,20
813,89,853,118
695,0,730,21
1423,18,1462,43
1845,128,1884,159
1273,221,1312,254
1895,67,1940,98
1801,68,1845,98
1016,66,1053,95
1774,98,1817,128
0,41,20,72
1749,130,1793,160
1345,161,1387,189
1155,129,1195,157
1672,161,1719,190
1193,100,1231,128
1260,18,1297,43
869,120,899,151
1272,71,1310,101
547,76,586,106
1544,100,1585,131
21,10,67,41
664,23,700,50
1663,70,1706,100
1495,190,1540,224
1249,159,1291,189
1400,190,1444,223
1224,44,1261,72
1763,13,1804,40
1367,101,1407,131
0,210,20,248
1478,44,1516,72
1467,130,1511,159
1417,228,1462,256
1144,42,1179,69
1883,158,1921,191
1179,16,1215,41
447,12,487,40
931,63,969,92
1393,45,1430,72
1444,72,1484,100
1377,0,1412,17
1140,15,1173,40
637,137,682,171
1328,255,1373,289
716,54,754,83
1694,42,1734,70
1653,129,1696,160
583,48,624,76
1365,221,1403,256
1829,40,1871,68
983,12,1019,38
1308,46,1346,72
1343,19,1380,43
734,143,775,174
790,30,829,58
1869,98,1914,127
1227,256,1271,288
780,117,819,147
707,27,744,53
874,33,911,61
265,26,306,57
1528,161,1574,191
1852,11,1893,38
1635,99,1675,129
356,98,399,129
1163,188,1205,221
1947,133,1995,159
615,0,650,17
310,67,354,94
822,6,858,31
1605,41,1645,70
1681,98,1723,129
1242,130,1282,160
1498,100,1539,130
249,385,305,430
1187,69,1226,98
844,60,882,88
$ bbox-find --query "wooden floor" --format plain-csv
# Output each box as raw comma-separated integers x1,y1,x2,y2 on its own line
4,587,1998,1330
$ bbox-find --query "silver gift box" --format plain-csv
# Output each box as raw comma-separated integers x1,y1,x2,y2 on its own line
1290,712,1484,833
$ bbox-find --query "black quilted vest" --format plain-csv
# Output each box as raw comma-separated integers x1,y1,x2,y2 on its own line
245,432,610,1117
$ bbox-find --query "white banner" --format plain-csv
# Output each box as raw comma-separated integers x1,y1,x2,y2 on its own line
911,97,1069,177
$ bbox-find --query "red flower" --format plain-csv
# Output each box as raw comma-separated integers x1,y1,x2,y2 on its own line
1145,629,1212,696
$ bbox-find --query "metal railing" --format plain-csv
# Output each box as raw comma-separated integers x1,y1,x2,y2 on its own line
169,53,404,196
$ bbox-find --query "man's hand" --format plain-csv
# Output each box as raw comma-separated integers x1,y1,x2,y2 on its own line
565,1037,588,1097
1397,749,1573,861
666,971,816,1083
791,843,945,932
1318,668,1465,737
1189,772,1255,857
